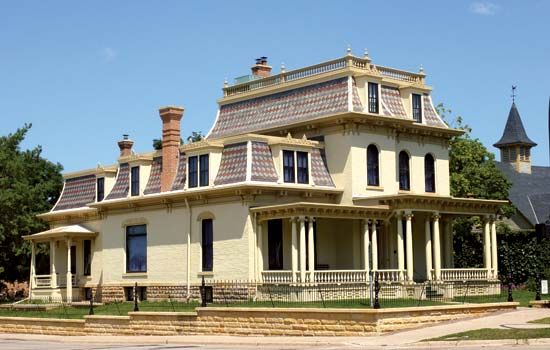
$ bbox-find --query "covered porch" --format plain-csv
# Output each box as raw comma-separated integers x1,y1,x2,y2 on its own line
23,224,97,301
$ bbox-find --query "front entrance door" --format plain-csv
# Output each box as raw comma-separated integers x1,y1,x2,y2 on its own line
70,246,76,274
268,219,283,270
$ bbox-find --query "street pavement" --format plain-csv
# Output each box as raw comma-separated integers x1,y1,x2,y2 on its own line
1,307,549,349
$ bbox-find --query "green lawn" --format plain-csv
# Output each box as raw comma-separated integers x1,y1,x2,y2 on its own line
429,328,550,341
453,289,549,307
530,317,550,324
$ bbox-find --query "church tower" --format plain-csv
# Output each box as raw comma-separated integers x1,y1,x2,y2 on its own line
494,101,537,174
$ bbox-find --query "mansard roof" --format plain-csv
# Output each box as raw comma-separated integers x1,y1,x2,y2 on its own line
52,174,96,211
494,103,537,148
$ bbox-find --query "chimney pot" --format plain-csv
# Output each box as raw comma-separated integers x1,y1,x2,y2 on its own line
159,106,184,192
118,134,134,157
251,56,272,78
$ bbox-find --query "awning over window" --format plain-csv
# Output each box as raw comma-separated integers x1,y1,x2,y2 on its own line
23,224,97,242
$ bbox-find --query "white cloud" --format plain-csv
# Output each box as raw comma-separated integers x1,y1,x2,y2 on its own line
100,47,117,62
469,2,499,15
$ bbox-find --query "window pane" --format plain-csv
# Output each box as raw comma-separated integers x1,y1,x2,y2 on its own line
188,156,198,188
412,94,422,123
368,83,379,114
97,178,104,202
399,151,410,191
424,154,435,193
131,166,140,196
283,150,295,183
296,151,309,184
126,225,147,273
199,154,209,187
367,145,380,186
202,219,213,271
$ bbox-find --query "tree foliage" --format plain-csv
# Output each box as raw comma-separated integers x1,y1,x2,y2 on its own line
0,124,63,281
152,131,204,150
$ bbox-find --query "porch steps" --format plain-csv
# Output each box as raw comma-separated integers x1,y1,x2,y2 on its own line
425,285,444,300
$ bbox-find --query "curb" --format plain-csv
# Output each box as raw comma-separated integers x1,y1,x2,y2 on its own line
421,338,550,347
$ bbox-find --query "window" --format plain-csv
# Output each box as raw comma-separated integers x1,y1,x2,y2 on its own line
399,151,410,191
296,151,309,184
367,144,380,186
424,154,436,193
126,225,147,273
83,240,91,276
368,82,379,114
201,219,213,272
509,147,517,161
283,150,295,183
268,219,283,270
70,246,76,274
199,154,209,186
412,94,422,123
502,149,510,162
130,166,140,196
188,156,198,188
96,178,104,202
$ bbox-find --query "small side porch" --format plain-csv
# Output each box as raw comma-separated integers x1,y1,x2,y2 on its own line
23,224,97,301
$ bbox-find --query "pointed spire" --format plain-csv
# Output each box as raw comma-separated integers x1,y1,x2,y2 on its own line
494,101,537,148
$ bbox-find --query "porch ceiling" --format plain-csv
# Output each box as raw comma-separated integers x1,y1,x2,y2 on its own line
22,224,97,242
250,202,391,221
353,194,508,215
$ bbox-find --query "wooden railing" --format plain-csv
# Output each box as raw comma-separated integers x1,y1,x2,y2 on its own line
374,269,405,282
261,271,294,284
223,55,424,97
34,275,52,288
435,268,490,281
314,270,368,284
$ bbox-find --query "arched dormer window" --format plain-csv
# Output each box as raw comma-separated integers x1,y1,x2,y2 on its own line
367,144,380,186
399,151,410,191
424,154,435,193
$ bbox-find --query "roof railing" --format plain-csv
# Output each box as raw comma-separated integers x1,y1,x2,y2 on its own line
223,55,425,97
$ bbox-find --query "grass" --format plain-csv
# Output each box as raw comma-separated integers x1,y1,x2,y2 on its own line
453,289,549,307
530,317,550,324
429,328,550,341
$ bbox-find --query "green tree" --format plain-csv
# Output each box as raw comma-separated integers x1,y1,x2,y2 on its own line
152,131,204,150
0,124,63,281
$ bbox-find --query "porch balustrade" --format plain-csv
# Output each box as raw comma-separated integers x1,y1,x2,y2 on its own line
261,271,294,284
434,268,490,281
314,270,368,284
33,274,78,289
374,269,405,282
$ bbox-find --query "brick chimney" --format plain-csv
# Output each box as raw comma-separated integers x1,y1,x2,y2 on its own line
251,56,272,78
159,106,184,192
117,134,134,157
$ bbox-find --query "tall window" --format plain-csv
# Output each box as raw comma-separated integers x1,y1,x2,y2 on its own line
199,154,209,186
96,177,104,202
296,151,309,184
368,82,379,113
130,166,140,196
201,219,213,272
83,240,91,276
188,156,198,188
412,94,422,123
126,225,147,273
268,219,283,270
367,144,380,186
399,151,410,191
424,154,436,193
283,150,295,183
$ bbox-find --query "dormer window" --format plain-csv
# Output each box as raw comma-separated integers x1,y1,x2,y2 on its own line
199,154,209,186
189,154,209,188
130,166,140,196
96,178,105,202
368,82,379,114
412,94,422,123
283,150,309,184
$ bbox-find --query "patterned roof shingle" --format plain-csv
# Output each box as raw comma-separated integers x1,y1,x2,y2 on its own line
209,78,362,139
170,152,187,191
381,86,407,118
143,157,162,195
214,142,248,185
52,175,96,211
422,95,447,128
310,148,335,187
251,142,278,182
105,163,129,200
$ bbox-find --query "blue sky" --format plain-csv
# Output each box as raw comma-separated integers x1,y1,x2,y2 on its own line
1,0,549,172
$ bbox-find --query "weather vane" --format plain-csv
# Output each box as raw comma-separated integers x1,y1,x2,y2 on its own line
511,85,517,103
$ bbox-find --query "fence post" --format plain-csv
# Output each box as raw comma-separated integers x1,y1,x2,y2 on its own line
200,276,207,307
88,290,94,315
373,275,381,309
369,270,374,308
133,282,139,312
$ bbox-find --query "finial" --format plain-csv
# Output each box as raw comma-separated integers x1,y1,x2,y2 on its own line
280,62,286,73
363,48,369,58
224,77,229,88
286,132,292,139
346,45,352,55
419,64,424,73
511,85,517,103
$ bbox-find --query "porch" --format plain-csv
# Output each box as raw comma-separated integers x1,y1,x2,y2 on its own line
251,201,503,285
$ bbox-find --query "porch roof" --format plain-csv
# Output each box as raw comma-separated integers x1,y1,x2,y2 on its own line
250,202,391,221
353,194,508,215
23,224,98,242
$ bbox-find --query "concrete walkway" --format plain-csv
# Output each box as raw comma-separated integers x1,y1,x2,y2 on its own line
0,307,549,348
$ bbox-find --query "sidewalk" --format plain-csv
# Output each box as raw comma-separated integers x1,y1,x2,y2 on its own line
0,307,549,348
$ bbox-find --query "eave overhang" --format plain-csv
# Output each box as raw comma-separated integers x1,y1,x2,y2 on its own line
251,202,391,221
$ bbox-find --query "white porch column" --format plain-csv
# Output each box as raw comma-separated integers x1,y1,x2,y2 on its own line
425,217,433,280
483,216,491,275
256,220,263,281
50,240,57,288
397,214,405,279
307,217,315,282
29,242,36,295
362,219,370,272
371,220,378,271
490,217,498,279
432,214,442,281
66,238,72,302
291,217,298,283
299,216,306,283
405,212,414,282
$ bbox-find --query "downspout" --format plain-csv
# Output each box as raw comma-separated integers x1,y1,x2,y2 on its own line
184,197,192,300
